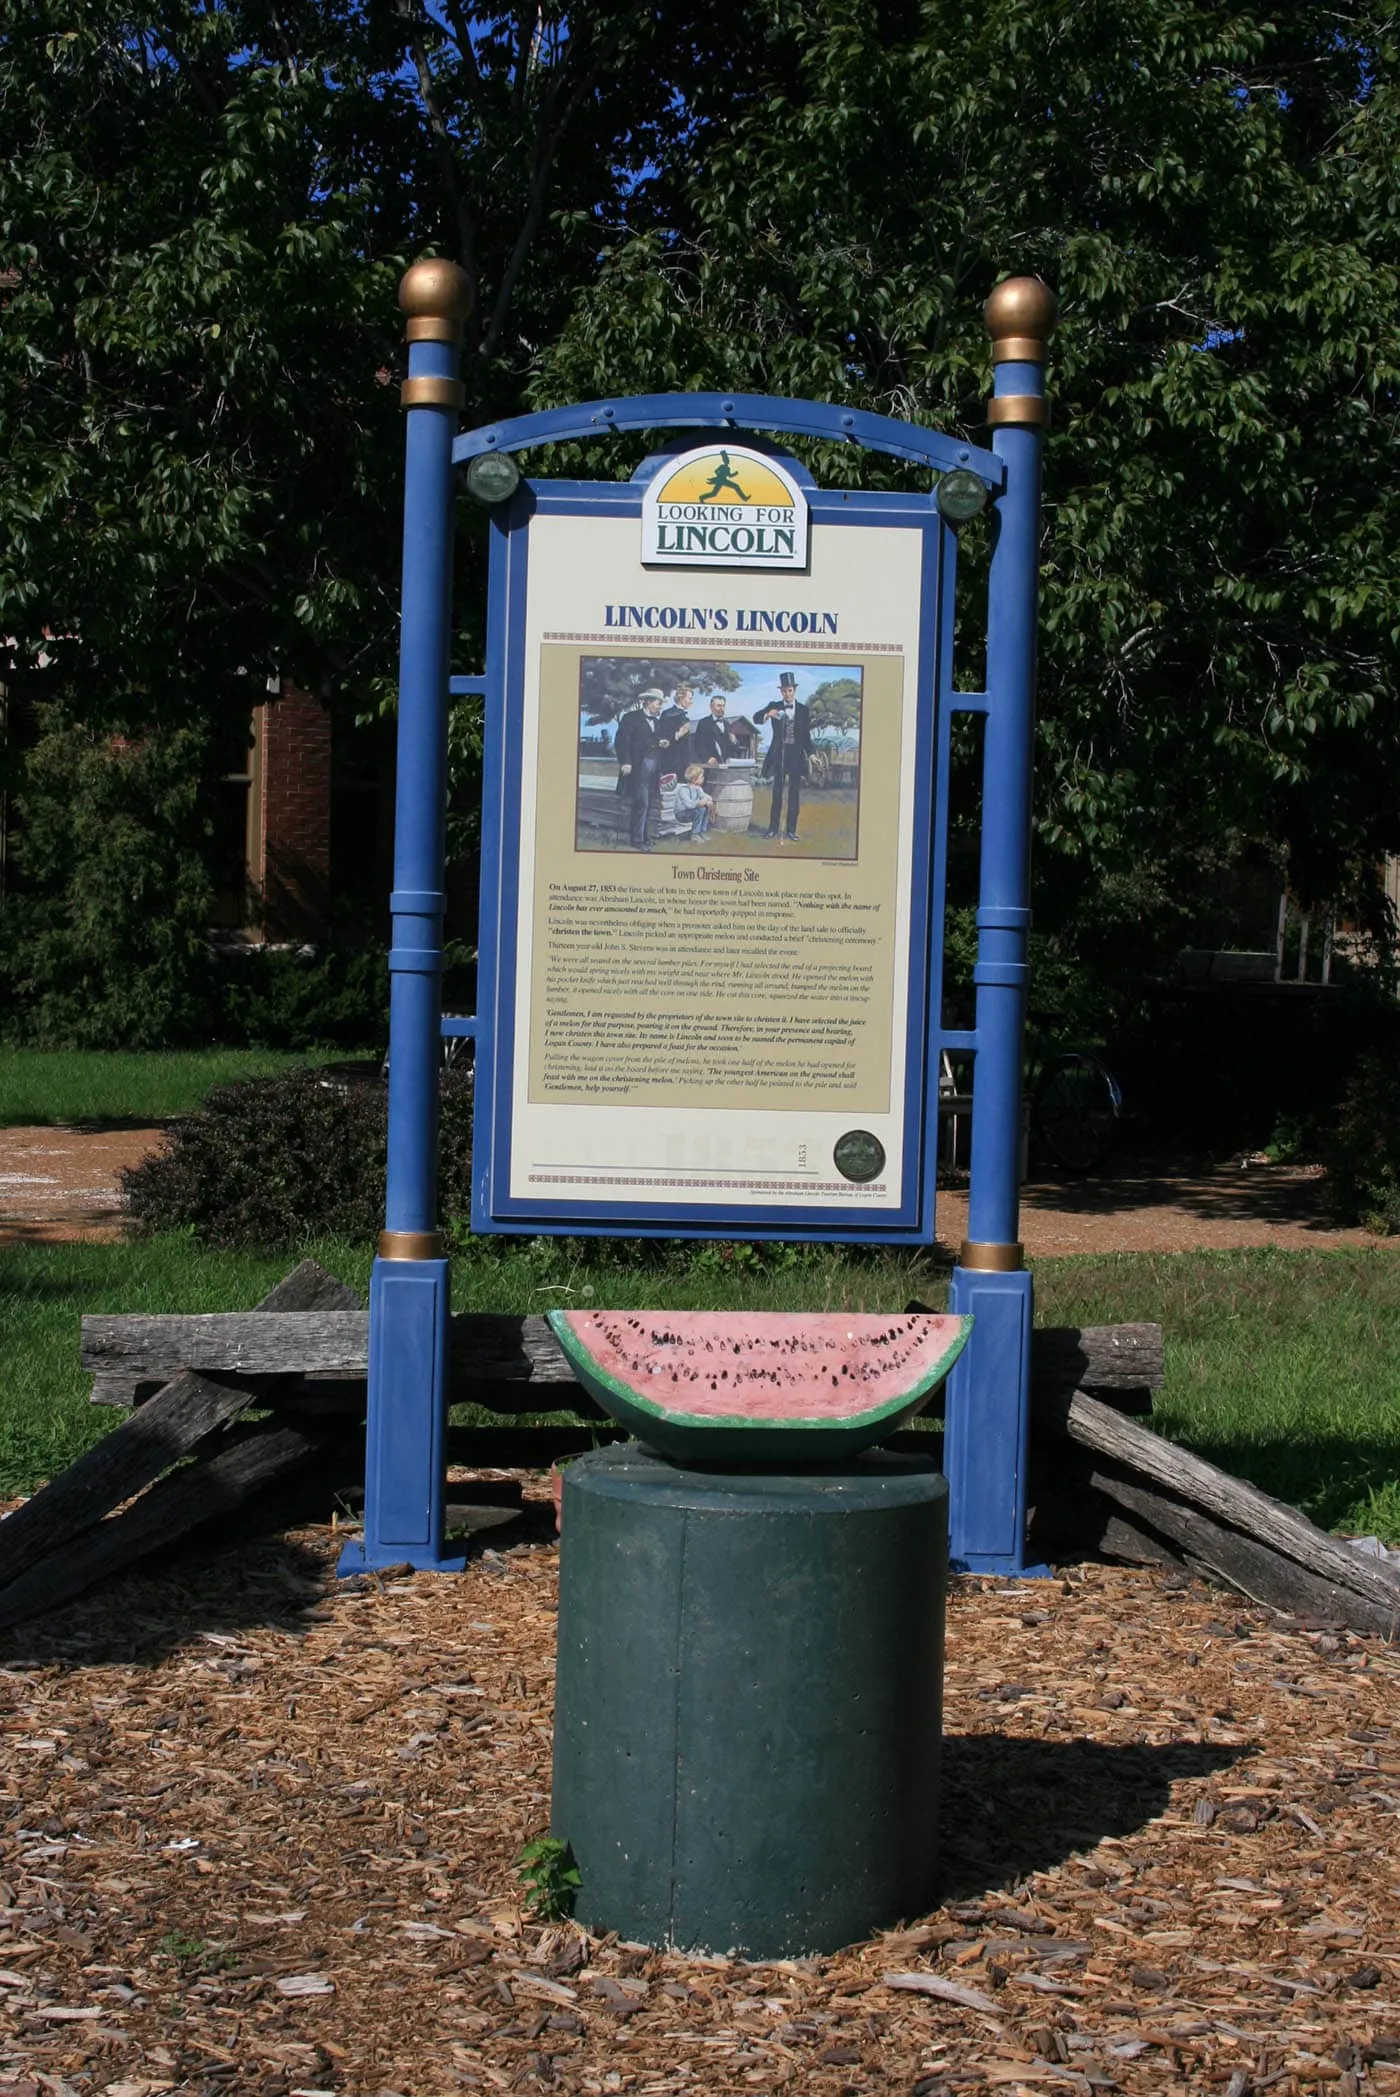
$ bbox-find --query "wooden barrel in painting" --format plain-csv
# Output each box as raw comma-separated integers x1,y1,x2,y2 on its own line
709,765,756,833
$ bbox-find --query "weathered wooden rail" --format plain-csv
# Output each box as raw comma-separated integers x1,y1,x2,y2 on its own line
0,1261,360,1627
1039,1390,1400,1637
82,1310,1165,1408
0,1268,1393,1636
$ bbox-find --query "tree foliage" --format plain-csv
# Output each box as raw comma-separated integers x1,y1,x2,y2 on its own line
1,5,397,735
2,0,1397,1005
578,656,742,722
0,0,750,736
0,0,760,1038
535,0,1400,958
809,677,861,736
0,708,217,1046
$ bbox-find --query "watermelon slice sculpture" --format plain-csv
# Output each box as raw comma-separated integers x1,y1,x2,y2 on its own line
546,1309,972,1461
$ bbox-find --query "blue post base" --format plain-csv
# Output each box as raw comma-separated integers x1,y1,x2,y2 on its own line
943,1264,1036,1574
338,1254,465,1576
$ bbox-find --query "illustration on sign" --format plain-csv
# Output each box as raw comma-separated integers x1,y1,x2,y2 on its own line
574,656,863,860
641,445,809,569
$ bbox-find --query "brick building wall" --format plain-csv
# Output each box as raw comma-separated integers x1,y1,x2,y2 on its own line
255,680,331,939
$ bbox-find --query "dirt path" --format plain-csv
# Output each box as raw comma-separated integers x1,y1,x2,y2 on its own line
2,1125,1394,1256
939,1160,1394,1258
0,1124,164,1244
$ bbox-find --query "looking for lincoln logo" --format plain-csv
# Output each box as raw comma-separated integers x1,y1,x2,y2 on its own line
642,445,809,571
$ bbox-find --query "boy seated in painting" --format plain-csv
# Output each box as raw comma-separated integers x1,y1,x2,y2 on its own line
672,764,716,841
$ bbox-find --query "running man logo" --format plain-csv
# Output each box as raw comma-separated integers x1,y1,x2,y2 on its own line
641,444,809,570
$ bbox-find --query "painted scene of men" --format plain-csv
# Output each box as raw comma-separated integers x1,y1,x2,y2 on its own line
574,656,863,860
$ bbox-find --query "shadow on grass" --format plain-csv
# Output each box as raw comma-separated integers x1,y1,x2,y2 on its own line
0,1237,296,1301
1166,1432,1400,1537
0,1114,169,1136
939,1731,1247,1898
0,1221,134,1253
59,1115,174,1135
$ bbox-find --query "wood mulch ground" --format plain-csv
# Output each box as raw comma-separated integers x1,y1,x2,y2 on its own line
0,1495,1396,2097
2,1132,1398,2095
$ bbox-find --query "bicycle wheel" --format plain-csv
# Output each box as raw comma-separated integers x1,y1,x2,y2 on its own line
1032,1052,1121,1175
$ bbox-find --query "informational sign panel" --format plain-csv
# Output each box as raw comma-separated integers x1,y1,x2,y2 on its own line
474,447,946,1239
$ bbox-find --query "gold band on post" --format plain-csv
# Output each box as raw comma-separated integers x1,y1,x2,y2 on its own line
986,394,1050,429
405,314,459,344
379,1229,445,1261
400,375,466,411
959,1240,1024,1272
992,336,1048,365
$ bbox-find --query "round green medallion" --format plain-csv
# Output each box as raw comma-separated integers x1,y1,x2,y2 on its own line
833,1128,886,1182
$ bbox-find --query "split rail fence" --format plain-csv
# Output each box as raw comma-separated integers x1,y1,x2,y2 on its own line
0,1263,1393,1637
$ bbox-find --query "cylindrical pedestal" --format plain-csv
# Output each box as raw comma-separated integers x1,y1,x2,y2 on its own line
552,1444,947,1958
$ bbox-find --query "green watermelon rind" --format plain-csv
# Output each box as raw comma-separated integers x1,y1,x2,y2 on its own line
546,1312,972,1462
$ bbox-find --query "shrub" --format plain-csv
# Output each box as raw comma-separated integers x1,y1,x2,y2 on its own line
123,1069,474,1249
213,940,389,1049
1324,1051,1400,1234
0,704,390,1053
0,710,217,1047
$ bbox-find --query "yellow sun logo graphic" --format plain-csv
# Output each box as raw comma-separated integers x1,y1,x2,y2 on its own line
655,450,797,509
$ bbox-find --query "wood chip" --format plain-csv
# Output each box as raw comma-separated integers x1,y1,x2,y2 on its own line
0,1497,1393,2095
882,1970,1002,2012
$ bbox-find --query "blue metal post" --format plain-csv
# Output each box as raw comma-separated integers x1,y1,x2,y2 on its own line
341,258,472,1576
945,278,1056,1573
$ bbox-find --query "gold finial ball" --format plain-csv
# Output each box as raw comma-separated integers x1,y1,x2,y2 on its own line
984,276,1057,348
399,257,472,336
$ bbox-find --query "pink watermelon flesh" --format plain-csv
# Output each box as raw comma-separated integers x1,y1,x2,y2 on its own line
550,1310,968,1423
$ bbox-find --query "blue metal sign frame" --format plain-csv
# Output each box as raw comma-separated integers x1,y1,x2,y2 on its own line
471,459,953,1242
344,266,1053,1585
453,389,1005,485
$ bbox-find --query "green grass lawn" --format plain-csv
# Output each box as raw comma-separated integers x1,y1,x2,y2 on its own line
1033,1245,1400,1544
0,1048,353,1128
0,1236,371,1493
1,1234,1396,1543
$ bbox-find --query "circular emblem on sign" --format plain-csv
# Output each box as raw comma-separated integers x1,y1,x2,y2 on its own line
833,1130,886,1183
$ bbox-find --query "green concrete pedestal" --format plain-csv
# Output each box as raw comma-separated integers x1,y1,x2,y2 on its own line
551,1443,948,1958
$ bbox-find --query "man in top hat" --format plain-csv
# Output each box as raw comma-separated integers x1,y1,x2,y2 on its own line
614,688,665,850
754,670,812,841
